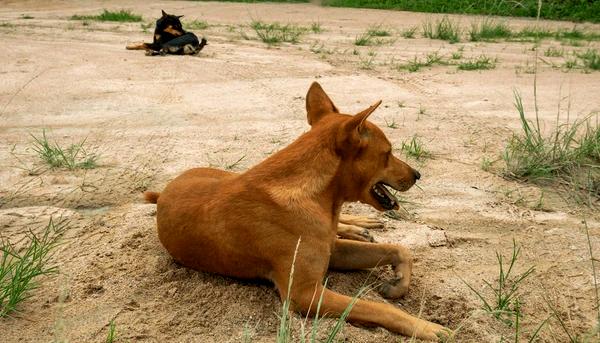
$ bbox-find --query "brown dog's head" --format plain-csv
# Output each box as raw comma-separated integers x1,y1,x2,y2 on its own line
305,82,420,211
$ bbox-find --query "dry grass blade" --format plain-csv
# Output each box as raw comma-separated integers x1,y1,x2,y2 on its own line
276,238,301,343
584,219,600,336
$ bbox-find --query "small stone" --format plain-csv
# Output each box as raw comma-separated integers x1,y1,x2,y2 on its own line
428,231,447,247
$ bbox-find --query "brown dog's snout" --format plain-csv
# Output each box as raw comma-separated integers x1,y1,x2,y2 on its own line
413,169,421,181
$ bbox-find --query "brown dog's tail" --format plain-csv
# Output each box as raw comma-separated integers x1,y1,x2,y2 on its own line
144,191,160,204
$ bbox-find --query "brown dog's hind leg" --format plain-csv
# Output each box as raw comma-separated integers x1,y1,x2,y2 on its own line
337,223,375,242
273,252,449,341
329,239,412,298
298,285,448,341
339,214,384,229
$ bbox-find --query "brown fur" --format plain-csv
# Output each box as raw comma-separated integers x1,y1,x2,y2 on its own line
163,25,183,36
146,82,450,340
146,190,376,241
144,191,160,204
126,42,150,50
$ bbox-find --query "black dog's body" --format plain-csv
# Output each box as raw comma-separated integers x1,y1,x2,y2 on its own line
126,10,207,56
146,32,204,55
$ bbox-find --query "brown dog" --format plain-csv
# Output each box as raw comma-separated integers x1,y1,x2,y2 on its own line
145,82,450,340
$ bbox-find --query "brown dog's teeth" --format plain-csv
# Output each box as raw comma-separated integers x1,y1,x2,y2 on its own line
371,182,400,210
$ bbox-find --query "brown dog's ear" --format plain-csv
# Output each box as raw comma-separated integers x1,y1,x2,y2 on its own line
342,100,382,145
350,100,382,132
161,10,168,17
306,82,339,126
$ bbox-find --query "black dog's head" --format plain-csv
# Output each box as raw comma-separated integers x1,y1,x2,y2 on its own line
153,10,185,44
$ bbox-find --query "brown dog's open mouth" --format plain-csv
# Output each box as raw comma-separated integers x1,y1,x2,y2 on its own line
370,182,398,210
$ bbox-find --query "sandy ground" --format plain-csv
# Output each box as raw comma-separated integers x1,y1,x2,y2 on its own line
1,1,600,342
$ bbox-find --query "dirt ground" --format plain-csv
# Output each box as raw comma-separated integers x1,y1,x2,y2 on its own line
1,1,600,342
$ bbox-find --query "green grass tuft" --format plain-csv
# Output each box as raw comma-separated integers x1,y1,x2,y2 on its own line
354,32,373,46
502,91,600,202
358,50,377,70
461,240,535,325
384,117,399,129
310,21,322,33
401,135,430,160
354,29,392,46
564,58,578,70
511,26,600,44
458,55,496,70
367,24,391,37
469,19,512,41
544,46,564,57
71,9,142,22
396,52,447,72
250,20,306,45
422,16,460,43
481,157,493,171
31,130,99,170
401,26,417,38
1,218,67,317
557,27,600,41
515,26,554,41
425,51,443,65
577,49,600,70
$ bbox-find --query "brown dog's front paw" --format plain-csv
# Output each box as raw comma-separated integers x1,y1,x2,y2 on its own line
360,229,376,242
358,218,384,229
380,277,409,298
340,214,384,229
353,216,384,229
436,327,453,342
416,321,452,341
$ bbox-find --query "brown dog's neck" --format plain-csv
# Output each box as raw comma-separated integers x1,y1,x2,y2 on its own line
243,126,345,219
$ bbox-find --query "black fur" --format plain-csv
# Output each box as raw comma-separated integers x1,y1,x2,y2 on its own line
145,10,207,56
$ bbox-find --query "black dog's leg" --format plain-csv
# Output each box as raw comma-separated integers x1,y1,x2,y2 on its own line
141,41,164,56
160,32,206,55
145,50,166,56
